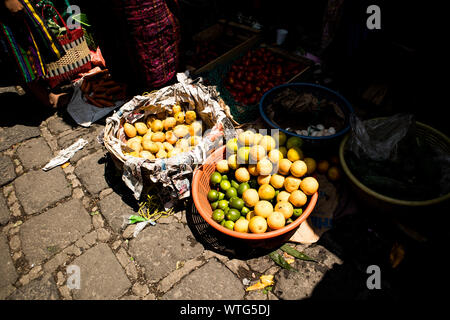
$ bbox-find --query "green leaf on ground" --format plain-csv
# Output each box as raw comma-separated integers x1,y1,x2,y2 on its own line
280,244,317,262
269,251,298,272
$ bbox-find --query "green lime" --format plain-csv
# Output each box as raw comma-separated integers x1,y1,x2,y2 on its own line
220,219,226,227
224,207,230,214
286,218,294,224
223,220,235,230
220,180,231,192
222,174,229,180
218,192,225,200
237,182,250,196
226,208,241,222
210,201,219,210
230,197,245,210
212,209,225,223
210,172,222,185
217,200,229,210
241,206,250,216
226,187,237,199
207,190,219,202
231,180,240,189
293,208,303,218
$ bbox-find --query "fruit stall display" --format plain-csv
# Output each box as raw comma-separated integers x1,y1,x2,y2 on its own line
203,130,319,234
185,20,261,75
121,104,203,160
203,46,313,124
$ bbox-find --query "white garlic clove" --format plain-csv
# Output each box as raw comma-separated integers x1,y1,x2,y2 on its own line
317,124,325,130
328,127,336,135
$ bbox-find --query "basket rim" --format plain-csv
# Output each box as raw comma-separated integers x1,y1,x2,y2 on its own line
339,120,450,207
192,145,318,240
259,82,354,140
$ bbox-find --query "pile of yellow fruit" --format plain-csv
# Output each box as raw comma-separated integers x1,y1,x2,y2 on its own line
122,104,202,160
208,130,319,234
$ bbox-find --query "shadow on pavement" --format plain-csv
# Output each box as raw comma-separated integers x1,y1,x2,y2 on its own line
0,91,55,128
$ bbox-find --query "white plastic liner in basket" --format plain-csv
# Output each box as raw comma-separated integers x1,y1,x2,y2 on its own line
103,73,237,202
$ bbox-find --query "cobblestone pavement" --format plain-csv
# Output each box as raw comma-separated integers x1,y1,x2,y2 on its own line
1,86,429,301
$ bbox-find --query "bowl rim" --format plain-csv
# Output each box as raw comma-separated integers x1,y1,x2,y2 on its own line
339,123,450,207
192,146,319,240
259,82,354,140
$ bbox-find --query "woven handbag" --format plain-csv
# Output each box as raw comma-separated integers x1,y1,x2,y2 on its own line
41,4,92,88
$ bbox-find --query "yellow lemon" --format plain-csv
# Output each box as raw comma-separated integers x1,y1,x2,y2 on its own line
254,201,273,219
258,184,276,201
249,145,266,162
259,135,276,152
300,177,319,195
284,176,301,193
248,164,259,176
290,160,308,178
257,174,271,185
289,190,308,207
234,218,249,233
278,159,292,176
228,154,239,170
257,158,273,176
267,211,286,230
248,216,268,234
270,174,285,189
238,130,255,146
287,147,303,162
216,160,229,174
274,201,294,219
277,191,291,203
242,189,259,208
268,149,283,163
235,167,250,183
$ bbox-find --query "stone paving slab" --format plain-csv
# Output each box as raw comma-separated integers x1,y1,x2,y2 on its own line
0,124,41,152
129,222,204,283
16,137,53,171
20,199,92,265
98,192,136,233
0,193,10,226
162,259,245,300
273,244,343,300
74,150,109,195
0,233,18,299
47,117,74,135
7,274,58,300
71,243,131,300
0,155,16,187
14,167,72,215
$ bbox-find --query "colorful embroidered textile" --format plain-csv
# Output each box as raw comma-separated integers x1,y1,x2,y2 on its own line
0,0,64,83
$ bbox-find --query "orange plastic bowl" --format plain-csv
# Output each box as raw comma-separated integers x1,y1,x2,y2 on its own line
192,146,318,242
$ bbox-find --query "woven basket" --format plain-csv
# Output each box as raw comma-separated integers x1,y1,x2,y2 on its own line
42,5,92,88
339,120,450,211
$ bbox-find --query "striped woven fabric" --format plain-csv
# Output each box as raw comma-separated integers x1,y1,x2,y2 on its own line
0,0,64,83
123,0,180,88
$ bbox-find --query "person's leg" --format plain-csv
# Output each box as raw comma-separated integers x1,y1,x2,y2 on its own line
23,80,71,109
